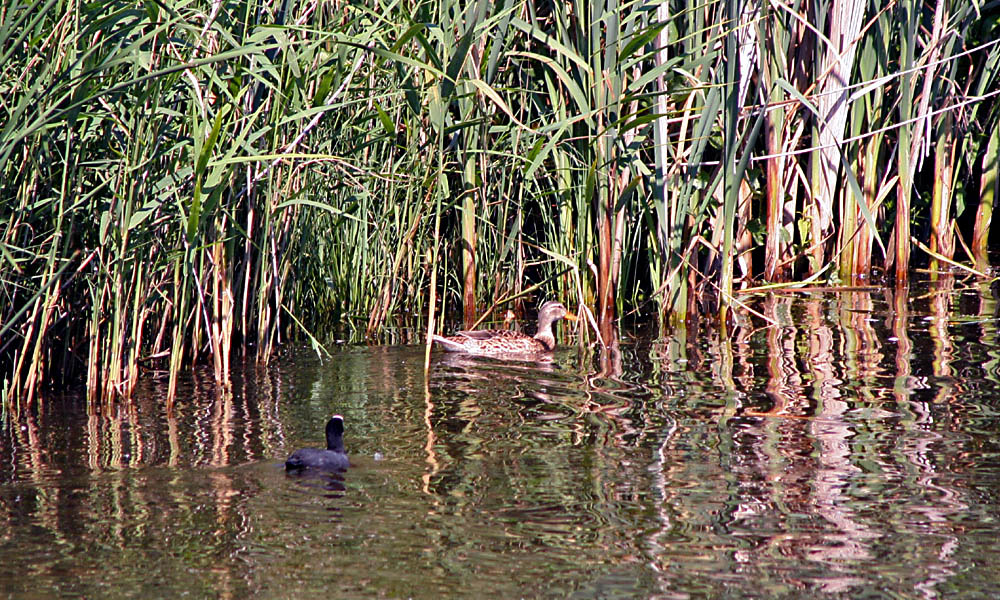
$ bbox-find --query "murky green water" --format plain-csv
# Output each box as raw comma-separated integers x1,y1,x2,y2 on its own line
5,284,1000,598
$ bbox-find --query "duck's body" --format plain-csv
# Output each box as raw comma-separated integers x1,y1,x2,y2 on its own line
285,415,350,472
431,301,577,358
285,447,350,471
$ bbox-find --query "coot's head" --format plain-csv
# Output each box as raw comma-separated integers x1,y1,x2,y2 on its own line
325,415,345,452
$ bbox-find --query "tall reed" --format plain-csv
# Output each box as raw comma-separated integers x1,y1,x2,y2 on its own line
2,0,999,404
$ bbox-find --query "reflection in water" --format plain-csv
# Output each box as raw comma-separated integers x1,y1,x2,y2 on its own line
287,469,348,497
4,285,1000,597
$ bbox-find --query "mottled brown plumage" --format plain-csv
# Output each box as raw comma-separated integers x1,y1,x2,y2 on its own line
432,301,577,358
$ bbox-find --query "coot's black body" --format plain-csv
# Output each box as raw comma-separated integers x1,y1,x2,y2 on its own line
285,415,350,472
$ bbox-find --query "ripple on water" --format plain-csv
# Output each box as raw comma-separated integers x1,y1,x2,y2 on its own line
6,286,1000,597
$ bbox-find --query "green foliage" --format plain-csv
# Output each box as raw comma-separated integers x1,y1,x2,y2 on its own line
1,0,999,403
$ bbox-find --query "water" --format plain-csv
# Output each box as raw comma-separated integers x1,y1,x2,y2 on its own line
4,284,1000,598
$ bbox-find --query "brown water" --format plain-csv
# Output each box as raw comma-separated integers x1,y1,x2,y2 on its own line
4,284,1000,598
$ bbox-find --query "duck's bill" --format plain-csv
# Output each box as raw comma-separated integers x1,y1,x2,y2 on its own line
564,312,578,321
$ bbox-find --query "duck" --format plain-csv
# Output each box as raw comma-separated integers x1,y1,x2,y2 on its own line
431,300,577,357
285,415,350,472
501,309,516,329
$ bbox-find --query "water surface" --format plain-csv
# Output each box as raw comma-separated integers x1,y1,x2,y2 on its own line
4,283,1000,598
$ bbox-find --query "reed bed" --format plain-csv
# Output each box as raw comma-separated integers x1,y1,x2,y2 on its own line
2,0,998,405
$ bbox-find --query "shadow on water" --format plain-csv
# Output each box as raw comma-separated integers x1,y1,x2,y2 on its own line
4,282,1000,597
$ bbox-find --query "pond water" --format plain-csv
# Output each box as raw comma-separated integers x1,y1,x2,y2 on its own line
4,283,1000,598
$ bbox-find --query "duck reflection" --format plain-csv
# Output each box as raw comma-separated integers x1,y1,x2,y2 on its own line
285,467,347,497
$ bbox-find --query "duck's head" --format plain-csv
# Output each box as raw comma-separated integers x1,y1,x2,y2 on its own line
325,415,345,452
537,301,577,329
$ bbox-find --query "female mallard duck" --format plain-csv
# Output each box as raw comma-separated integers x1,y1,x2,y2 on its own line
432,301,577,357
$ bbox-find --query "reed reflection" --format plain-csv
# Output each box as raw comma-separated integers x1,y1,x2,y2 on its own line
761,293,805,415
1,285,999,598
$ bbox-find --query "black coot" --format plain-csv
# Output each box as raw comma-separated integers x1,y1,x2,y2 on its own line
285,415,350,472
